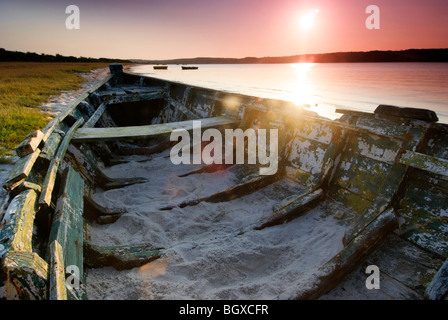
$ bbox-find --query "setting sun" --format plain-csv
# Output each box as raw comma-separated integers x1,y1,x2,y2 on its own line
299,9,319,31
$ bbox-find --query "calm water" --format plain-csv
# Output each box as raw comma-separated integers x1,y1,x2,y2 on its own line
131,63,448,124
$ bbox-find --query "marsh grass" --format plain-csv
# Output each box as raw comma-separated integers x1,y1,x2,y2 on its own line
0,62,108,158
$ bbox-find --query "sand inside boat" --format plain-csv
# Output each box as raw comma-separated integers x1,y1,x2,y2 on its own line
85,148,355,300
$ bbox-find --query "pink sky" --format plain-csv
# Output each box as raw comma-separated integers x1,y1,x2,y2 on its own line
0,0,447,60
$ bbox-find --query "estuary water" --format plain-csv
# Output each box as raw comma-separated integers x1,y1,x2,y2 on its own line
131,63,448,124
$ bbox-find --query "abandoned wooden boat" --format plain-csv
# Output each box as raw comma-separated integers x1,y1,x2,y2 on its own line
1,63,447,300
153,65,168,70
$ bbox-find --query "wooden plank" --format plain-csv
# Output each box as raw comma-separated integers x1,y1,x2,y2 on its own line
6,167,44,201
40,93,88,143
3,149,41,191
425,258,448,300
66,144,147,190
167,171,279,210
399,150,448,177
318,109,406,140
369,271,422,299
84,242,163,270
342,162,407,246
288,136,328,176
96,89,127,97
47,166,85,281
322,263,423,300
40,131,63,161
285,165,314,185
0,189,38,255
331,188,372,215
287,123,346,190
402,226,448,259
15,130,44,157
111,139,176,157
87,74,113,94
397,184,448,232
349,133,400,165
297,208,398,299
374,105,439,123
295,119,334,145
2,251,48,300
83,196,127,224
49,240,68,300
39,117,84,208
253,188,323,230
123,87,164,94
39,163,58,209
354,116,409,141
364,234,443,296
106,91,165,105
82,101,108,128
166,95,201,120
333,158,390,202
8,182,42,199
335,108,374,117
72,116,236,142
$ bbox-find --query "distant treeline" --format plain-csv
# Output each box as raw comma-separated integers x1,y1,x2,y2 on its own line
0,48,131,63
2,47,447,64
136,48,448,65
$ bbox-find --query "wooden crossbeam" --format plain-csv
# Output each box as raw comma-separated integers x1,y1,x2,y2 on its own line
72,116,237,142
105,90,164,104
83,101,108,128
399,150,448,177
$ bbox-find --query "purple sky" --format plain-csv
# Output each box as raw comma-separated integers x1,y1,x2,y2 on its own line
0,0,447,59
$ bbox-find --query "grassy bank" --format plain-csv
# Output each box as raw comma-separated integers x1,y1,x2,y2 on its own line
0,62,109,160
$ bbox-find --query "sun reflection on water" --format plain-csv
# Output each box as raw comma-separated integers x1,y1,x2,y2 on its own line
287,63,342,120
289,63,316,108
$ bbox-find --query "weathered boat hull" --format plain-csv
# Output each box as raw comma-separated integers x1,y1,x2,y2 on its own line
1,63,447,300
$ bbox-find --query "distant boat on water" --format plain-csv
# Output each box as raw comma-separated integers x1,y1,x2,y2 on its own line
153,65,168,70
182,66,198,70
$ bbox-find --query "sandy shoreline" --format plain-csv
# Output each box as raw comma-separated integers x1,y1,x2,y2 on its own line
37,67,111,118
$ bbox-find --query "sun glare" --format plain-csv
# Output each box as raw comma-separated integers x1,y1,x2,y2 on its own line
299,9,319,31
